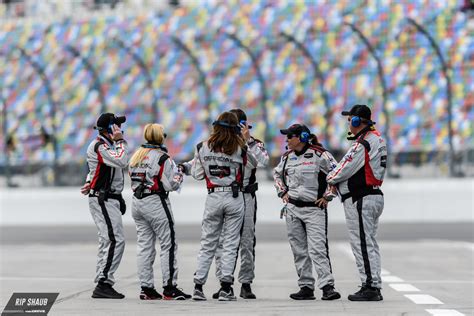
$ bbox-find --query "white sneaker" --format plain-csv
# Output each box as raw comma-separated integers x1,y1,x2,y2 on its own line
192,289,206,301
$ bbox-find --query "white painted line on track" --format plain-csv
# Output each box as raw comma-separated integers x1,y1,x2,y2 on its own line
426,309,465,316
404,294,443,305
381,268,391,275
388,283,420,292
383,275,404,282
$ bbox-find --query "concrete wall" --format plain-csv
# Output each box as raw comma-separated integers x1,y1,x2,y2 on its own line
0,179,472,226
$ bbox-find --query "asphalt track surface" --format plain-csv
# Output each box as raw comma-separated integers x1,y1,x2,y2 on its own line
1,225,473,316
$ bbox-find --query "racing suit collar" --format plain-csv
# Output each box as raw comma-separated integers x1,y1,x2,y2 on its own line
98,134,114,146
294,143,310,156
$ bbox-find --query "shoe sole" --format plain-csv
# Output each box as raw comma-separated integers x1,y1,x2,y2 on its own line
347,296,383,301
92,294,124,299
240,295,256,299
321,293,341,300
289,296,315,300
163,295,187,300
192,296,207,301
140,294,162,300
218,297,237,301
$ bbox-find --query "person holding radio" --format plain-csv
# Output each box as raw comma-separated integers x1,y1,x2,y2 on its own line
273,123,341,301
190,111,258,301
327,104,387,301
81,113,129,299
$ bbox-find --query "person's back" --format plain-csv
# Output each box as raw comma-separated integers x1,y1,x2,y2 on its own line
191,111,256,302
129,123,190,301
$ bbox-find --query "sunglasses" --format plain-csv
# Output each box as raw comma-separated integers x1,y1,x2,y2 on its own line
164,133,167,139
286,134,298,140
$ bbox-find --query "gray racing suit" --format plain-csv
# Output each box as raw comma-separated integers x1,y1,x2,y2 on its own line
129,147,184,289
191,141,257,285
327,128,387,289
273,143,338,290
86,135,129,286
215,136,269,284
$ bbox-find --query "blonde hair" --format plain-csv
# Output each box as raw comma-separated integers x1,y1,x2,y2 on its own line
130,123,166,167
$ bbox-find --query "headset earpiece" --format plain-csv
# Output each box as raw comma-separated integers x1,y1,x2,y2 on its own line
299,131,310,143
351,116,361,127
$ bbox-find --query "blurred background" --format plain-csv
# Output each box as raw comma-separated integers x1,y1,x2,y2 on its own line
0,0,472,187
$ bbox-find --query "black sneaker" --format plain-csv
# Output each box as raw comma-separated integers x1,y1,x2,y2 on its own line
240,283,256,299
289,286,315,300
321,284,341,300
92,282,125,299
140,287,162,300
348,286,382,301
212,290,220,299
163,286,191,300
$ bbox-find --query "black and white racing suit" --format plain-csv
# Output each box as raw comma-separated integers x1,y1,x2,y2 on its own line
327,128,387,289
273,143,338,290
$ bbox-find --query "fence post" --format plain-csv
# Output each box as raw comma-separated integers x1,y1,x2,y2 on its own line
112,37,160,122
279,31,331,149
344,22,395,177
171,36,212,126
222,31,271,149
65,45,107,114
406,18,458,177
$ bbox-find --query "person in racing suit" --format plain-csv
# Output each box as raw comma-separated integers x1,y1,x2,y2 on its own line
81,113,129,299
129,123,191,301
212,109,269,299
190,111,258,302
273,123,341,301
326,104,387,302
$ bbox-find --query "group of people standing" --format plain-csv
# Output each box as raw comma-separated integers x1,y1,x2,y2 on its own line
81,104,387,303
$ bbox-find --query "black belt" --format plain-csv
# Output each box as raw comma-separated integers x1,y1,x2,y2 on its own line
341,188,383,203
207,186,238,194
89,190,123,201
288,198,316,208
134,191,168,199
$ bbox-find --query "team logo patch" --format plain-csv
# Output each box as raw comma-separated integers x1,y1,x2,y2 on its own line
304,153,313,158
290,157,298,161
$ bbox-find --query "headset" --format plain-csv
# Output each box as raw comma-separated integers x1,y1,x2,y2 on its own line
299,131,310,143
212,120,241,134
351,116,362,127
351,116,374,127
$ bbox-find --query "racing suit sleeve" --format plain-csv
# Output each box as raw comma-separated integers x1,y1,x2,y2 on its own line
327,141,365,185
179,159,194,176
248,137,269,168
191,146,205,181
97,140,129,169
246,148,258,170
160,158,183,192
273,155,288,198
320,151,338,199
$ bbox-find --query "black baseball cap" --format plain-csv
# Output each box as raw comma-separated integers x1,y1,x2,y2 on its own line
96,113,126,130
341,104,375,123
280,123,310,136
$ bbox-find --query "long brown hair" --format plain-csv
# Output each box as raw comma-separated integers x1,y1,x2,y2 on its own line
130,123,166,168
208,112,245,155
